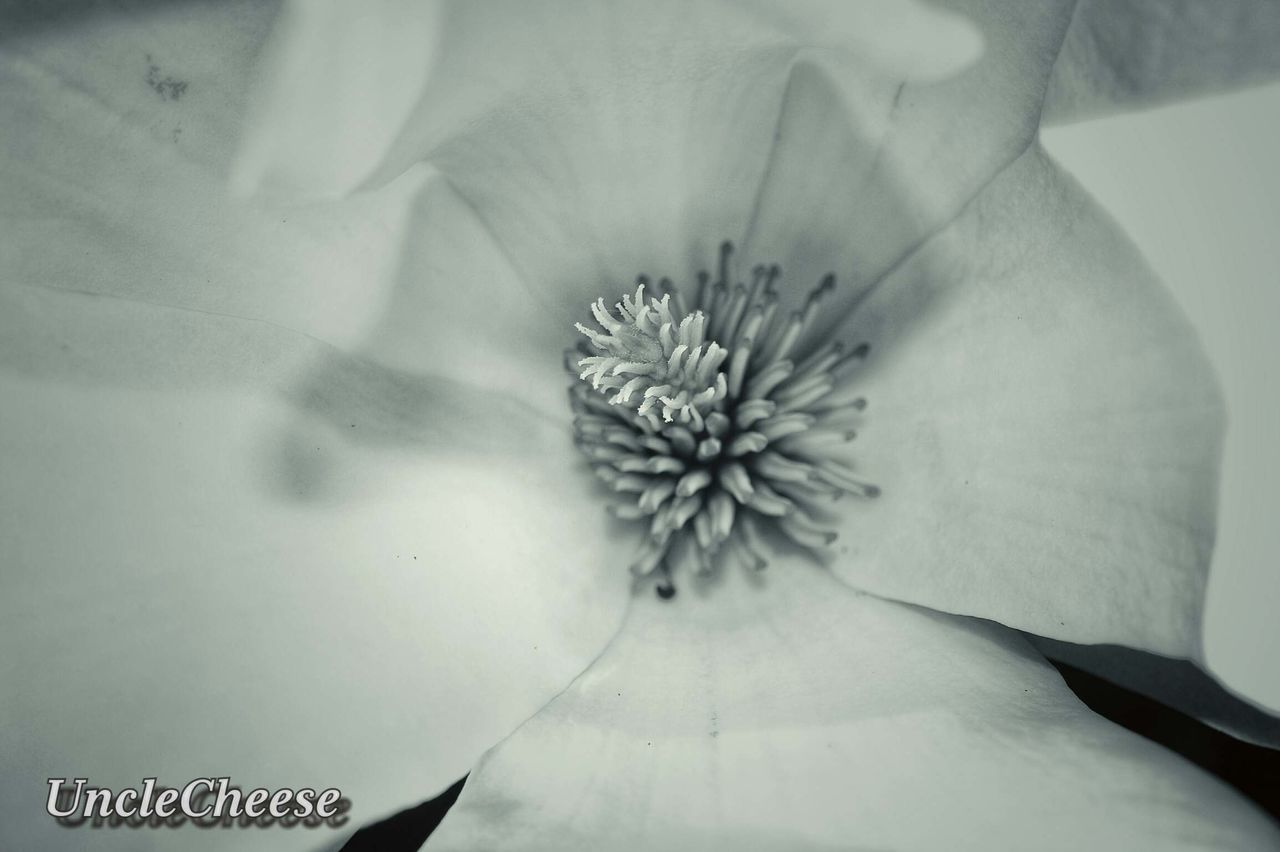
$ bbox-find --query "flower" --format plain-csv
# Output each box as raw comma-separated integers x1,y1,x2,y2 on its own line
2,1,1280,850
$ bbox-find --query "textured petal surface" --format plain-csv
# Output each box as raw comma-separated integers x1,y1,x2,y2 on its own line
811,146,1224,657
1044,0,1280,124
0,6,628,850
427,564,1279,851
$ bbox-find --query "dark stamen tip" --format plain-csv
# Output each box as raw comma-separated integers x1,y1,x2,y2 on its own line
656,583,677,600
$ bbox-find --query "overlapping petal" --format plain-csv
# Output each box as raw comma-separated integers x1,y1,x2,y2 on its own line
732,30,1226,657
427,564,1279,850
1044,0,1280,124
826,146,1222,658
242,0,1232,660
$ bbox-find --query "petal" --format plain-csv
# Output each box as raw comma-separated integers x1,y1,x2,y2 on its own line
427,564,1279,850
242,0,985,321
0,7,628,848
0,0,275,176
817,145,1222,657
730,12,1220,657
1043,0,1280,125
0,292,629,852
743,1,1075,300
232,0,442,198
0,0,412,349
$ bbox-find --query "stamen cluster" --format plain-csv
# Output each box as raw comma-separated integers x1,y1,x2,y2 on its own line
568,242,878,597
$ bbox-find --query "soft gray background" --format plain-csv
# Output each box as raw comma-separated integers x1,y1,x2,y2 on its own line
1044,83,1280,711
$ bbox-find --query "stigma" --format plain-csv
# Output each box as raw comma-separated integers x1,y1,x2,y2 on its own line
567,242,878,598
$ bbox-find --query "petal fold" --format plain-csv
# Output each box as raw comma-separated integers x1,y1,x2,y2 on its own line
428,565,1279,850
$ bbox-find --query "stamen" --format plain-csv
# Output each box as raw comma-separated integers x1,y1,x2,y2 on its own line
568,242,879,598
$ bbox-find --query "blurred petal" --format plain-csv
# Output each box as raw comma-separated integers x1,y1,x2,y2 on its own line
0,291,629,852
427,565,1279,850
1029,636,1280,749
0,0,408,348
239,0,985,322
232,0,441,198
0,0,276,175
1044,0,1280,124
745,1,1074,299
813,146,1222,657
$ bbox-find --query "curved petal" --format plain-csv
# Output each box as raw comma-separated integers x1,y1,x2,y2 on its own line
256,0,984,322
238,0,983,200
0,292,629,852
744,1,1075,299
729,11,1221,658
1044,0,1280,125
815,145,1222,657
427,564,1279,850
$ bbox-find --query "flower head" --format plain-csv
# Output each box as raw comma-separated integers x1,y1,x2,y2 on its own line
570,245,879,593
4,1,1280,850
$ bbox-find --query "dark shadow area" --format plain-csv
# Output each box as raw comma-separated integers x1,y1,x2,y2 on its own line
1054,660,1280,820
0,0,218,43
1031,634,1280,748
339,777,466,852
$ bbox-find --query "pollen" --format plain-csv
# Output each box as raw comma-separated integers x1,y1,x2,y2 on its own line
568,241,878,598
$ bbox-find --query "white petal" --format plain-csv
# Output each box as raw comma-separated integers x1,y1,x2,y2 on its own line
1044,0,1280,124
240,0,986,318
427,564,1278,851
744,2,1076,295
730,12,1215,656
232,0,441,198
821,146,1222,657
0,8,628,848
0,3,413,350
0,292,629,852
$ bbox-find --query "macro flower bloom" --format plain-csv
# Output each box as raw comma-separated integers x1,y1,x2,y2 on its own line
3,1,1280,850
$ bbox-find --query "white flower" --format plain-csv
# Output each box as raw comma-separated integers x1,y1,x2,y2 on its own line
2,2,1280,850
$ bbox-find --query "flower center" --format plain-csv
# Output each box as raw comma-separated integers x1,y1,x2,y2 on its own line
568,242,878,598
